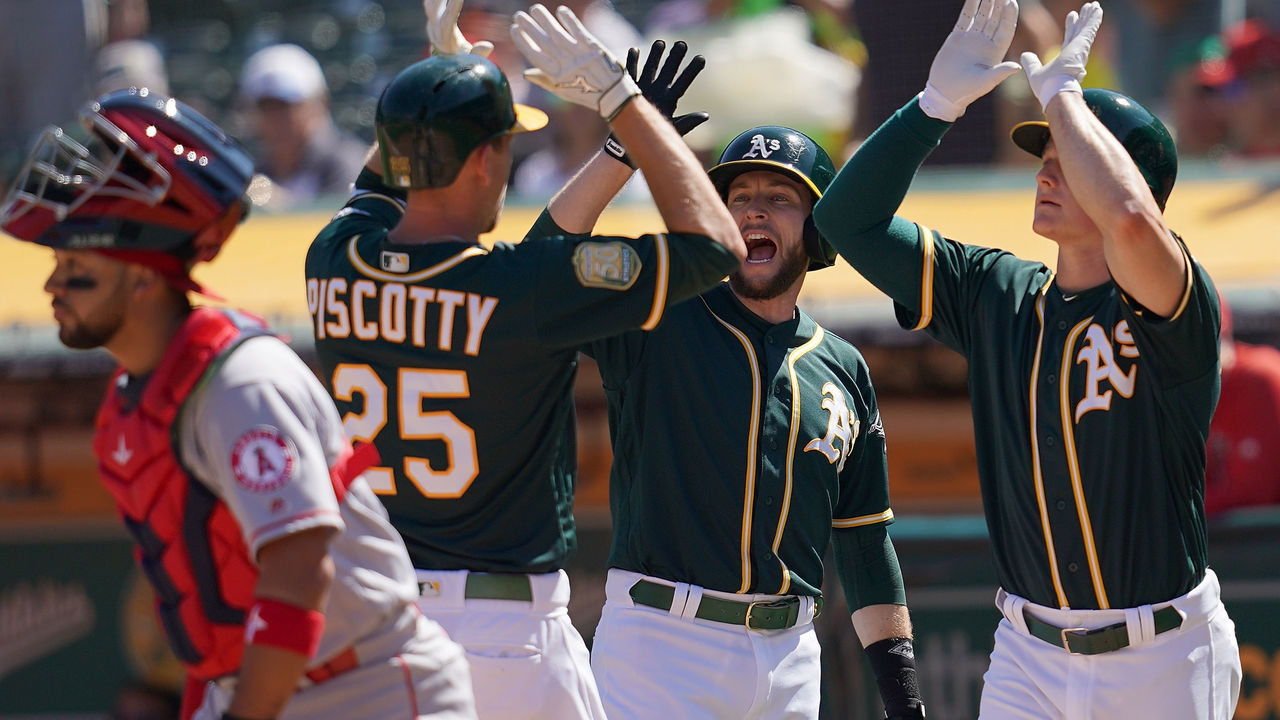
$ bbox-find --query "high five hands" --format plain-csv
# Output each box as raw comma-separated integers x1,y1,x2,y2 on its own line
920,0,1021,122
921,0,1104,122
1021,2,1103,110
424,0,494,57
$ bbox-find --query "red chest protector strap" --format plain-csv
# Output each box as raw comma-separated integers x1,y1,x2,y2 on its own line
328,441,381,502
94,308,270,681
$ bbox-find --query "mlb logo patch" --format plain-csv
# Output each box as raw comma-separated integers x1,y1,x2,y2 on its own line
573,241,641,291
381,251,410,273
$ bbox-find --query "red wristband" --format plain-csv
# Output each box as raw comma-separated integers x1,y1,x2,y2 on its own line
244,597,324,658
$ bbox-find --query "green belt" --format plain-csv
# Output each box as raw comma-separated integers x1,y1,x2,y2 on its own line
464,573,533,602
628,580,821,631
1023,605,1183,655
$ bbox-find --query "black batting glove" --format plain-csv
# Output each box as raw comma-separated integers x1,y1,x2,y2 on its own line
603,39,709,168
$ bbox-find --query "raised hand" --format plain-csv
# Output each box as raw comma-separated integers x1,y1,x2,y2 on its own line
509,4,639,120
919,0,1021,122
424,0,494,57
1021,2,1103,110
605,39,709,167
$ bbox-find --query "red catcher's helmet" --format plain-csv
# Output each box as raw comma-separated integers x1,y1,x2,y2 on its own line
0,88,254,265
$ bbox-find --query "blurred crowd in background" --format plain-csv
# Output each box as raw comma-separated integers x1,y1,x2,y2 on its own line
2,0,1280,210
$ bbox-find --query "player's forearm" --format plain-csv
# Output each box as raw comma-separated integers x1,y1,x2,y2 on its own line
851,603,913,645
856,605,925,720
610,99,745,262
546,149,636,234
227,644,313,718
229,528,337,717
1044,93,1184,316
815,97,948,242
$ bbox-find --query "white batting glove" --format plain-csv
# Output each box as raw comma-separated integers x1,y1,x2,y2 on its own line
509,4,640,120
424,0,494,57
1021,2,1103,110
919,0,1022,122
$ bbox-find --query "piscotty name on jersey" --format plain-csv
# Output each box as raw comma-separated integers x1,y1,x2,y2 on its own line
305,277,498,354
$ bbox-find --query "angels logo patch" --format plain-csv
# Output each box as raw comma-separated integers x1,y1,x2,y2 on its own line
230,426,296,492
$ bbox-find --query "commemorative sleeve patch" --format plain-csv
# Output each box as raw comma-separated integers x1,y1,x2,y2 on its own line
230,426,297,492
572,241,642,291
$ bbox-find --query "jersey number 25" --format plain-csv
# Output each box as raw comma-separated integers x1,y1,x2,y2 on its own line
331,364,479,498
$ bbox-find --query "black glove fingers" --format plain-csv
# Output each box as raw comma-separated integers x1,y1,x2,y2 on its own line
671,111,710,137
654,40,688,90
640,39,666,86
669,53,705,100
625,46,640,80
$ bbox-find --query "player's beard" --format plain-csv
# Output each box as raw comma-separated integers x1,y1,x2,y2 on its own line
729,238,808,301
55,282,129,350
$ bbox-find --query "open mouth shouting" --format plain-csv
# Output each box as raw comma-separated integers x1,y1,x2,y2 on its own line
744,231,778,265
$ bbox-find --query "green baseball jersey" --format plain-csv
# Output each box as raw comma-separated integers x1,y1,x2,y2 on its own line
304,172,738,573
813,98,1221,610
583,282,905,606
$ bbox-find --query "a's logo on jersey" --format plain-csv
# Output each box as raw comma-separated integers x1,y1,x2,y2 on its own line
573,241,641,291
1074,320,1138,421
230,426,296,492
742,134,780,159
804,382,859,472
380,250,410,273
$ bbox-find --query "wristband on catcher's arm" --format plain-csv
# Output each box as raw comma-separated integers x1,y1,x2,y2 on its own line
244,597,324,658
864,636,926,719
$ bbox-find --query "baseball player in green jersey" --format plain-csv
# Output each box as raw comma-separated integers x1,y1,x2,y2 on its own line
541,109,926,715
304,2,745,718
812,1,1242,718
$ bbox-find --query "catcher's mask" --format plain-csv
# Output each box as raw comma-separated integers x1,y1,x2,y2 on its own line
0,88,256,297
707,126,838,271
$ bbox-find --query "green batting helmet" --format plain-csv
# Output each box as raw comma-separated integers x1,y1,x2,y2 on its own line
376,54,547,189
1011,88,1177,210
707,126,837,271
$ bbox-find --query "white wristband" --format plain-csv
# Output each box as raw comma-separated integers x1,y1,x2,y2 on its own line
599,76,640,120
1034,77,1083,111
918,85,965,122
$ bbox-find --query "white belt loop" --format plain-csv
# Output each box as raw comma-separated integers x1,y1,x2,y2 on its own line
1124,604,1157,647
680,585,704,621
997,587,1031,634
668,582,691,618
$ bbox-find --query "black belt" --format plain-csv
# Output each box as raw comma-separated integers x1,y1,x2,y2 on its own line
464,573,533,601
1022,605,1183,655
629,579,821,631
